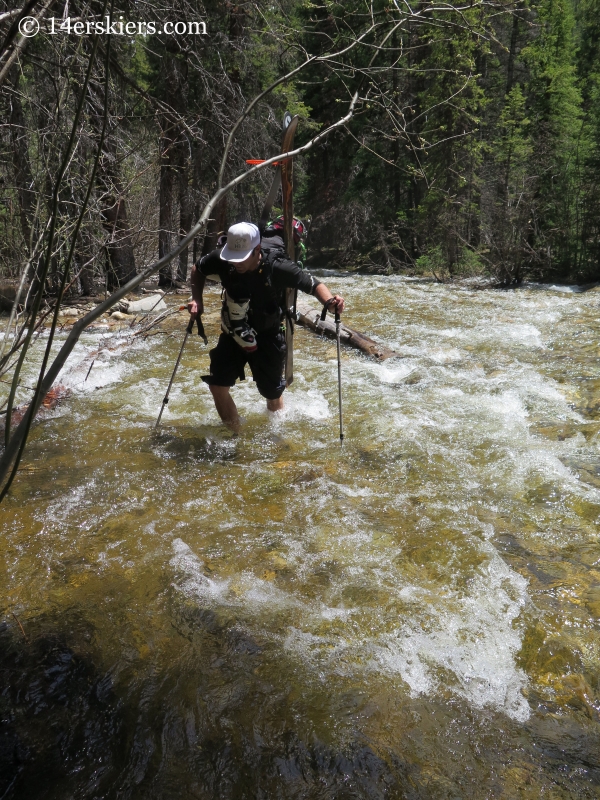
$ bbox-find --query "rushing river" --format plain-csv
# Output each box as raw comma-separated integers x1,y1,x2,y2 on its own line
2,276,600,798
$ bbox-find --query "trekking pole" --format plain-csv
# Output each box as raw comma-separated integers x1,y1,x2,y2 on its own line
320,300,344,444
155,315,207,428
335,307,344,444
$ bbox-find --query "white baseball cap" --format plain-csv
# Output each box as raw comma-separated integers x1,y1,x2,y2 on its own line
220,222,261,262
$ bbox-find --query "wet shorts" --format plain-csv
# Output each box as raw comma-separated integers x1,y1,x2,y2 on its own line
201,328,287,400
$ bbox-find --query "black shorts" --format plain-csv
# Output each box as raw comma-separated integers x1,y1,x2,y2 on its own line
201,328,287,400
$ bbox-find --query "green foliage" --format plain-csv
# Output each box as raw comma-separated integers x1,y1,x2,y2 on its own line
415,246,445,276
298,0,600,281
415,245,487,279
2,0,600,284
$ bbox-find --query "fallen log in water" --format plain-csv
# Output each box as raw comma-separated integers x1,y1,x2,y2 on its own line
2,384,71,435
295,300,400,361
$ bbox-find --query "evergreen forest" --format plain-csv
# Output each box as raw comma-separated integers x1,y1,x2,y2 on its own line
1,0,599,294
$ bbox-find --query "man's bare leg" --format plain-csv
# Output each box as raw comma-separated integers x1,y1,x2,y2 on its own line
266,397,284,413
209,385,241,433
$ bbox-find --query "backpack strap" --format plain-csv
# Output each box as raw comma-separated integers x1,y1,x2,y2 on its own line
260,246,285,298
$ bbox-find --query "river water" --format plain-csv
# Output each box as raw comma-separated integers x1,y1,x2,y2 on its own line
2,276,600,798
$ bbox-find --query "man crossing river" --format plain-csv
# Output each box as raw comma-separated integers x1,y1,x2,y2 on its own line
188,221,345,432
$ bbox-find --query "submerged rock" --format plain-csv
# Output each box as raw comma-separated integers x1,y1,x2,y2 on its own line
120,294,167,314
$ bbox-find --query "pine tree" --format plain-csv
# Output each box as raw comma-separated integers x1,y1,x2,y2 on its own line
521,0,583,277
574,0,600,277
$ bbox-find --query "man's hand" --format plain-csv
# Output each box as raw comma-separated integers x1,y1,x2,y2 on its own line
188,299,203,319
314,283,345,316
329,294,345,315
323,294,345,316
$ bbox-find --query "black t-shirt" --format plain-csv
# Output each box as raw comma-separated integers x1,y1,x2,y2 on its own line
196,241,320,332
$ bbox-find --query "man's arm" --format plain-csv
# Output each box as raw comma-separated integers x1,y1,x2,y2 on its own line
188,264,206,318
272,259,345,315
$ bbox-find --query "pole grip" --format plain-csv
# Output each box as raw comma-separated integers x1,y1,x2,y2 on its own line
320,297,336,322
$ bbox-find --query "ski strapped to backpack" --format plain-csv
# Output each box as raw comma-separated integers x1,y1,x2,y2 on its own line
253,112,293,237
280,111,299,386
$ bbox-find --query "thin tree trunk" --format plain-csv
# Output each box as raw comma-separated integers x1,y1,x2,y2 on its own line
201,196,227,256
392,30,400,210
506,13,520,96
177,158,192,281
78,231,96,295
158,122,175,285
101,195,136,289
9,68,36,270
88,85,137,289
159,50,189,285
